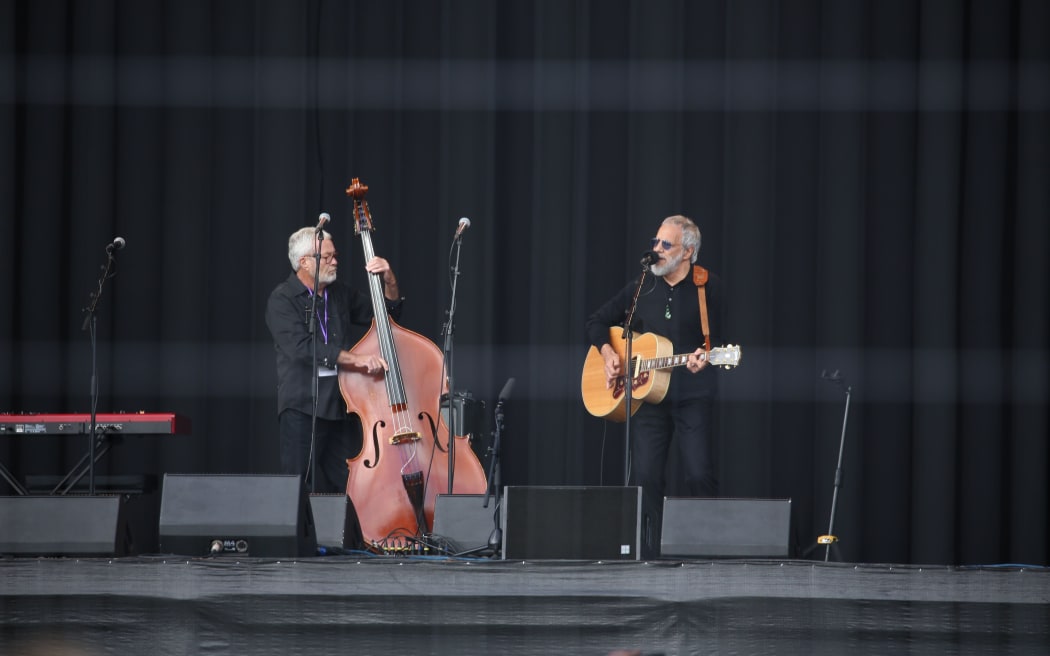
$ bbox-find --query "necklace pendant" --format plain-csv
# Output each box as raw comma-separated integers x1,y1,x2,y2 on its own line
664,305,672,320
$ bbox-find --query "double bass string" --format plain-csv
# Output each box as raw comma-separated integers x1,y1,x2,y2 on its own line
358,227,420,475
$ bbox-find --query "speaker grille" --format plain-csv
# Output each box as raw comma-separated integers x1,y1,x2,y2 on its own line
158,474,316,557
502,486,654,560
660,497,792,558
0,496,128,555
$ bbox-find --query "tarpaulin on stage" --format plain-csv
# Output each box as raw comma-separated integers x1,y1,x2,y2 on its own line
2,557,1048,655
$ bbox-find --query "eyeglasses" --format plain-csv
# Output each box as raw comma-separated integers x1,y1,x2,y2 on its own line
650,238,677,250
305,252,338,263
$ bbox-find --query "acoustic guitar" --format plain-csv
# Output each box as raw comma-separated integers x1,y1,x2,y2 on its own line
581,327,741,421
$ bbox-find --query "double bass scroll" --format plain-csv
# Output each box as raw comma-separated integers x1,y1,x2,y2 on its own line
339,178,487,551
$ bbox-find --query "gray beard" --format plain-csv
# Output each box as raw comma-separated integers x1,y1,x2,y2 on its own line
650,252,683,277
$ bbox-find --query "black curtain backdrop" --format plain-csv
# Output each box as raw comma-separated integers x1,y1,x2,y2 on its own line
1,0,1047,567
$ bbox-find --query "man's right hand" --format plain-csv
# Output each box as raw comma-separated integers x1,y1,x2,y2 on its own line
600,343,622,389
340,351,389,375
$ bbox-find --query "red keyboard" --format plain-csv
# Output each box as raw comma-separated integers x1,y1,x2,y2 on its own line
0,412,192,435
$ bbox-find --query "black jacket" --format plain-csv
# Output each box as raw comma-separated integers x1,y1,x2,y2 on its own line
265,272,403,419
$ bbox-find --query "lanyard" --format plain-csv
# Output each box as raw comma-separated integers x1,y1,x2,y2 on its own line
306,286,329,344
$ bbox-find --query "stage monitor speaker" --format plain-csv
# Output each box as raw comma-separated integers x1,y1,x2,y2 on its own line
309,493,347,549
660,497,792,558
158,474,317,558
502,486,656,560
433,494,495,553
440,391,490,472
308,493,365,551
0,495,155,556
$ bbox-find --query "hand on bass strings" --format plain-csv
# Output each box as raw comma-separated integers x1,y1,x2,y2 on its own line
363,256,400,300
339,351,389,376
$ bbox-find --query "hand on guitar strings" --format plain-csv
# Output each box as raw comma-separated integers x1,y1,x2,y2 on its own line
599,343,623,389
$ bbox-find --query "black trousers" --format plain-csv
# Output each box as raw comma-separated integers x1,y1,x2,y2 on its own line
279,409,362,493
629,396,718,531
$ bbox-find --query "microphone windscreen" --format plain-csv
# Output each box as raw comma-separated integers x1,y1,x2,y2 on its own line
498,377,516,402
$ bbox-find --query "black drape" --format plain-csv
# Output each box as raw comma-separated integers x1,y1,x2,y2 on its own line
1,0,1047,566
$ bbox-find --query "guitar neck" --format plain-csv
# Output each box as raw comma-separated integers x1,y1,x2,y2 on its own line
638,353,693,373
639,346,735,372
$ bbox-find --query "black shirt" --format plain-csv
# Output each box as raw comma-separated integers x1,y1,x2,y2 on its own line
585,266,724,400
265,272,403,419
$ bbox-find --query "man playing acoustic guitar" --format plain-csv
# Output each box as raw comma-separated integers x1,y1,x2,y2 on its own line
584,214,726,534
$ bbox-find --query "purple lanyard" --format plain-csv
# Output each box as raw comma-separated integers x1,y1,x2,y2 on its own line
306,287,329,344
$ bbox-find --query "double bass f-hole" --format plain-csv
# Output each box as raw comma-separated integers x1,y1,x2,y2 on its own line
361,411,441,471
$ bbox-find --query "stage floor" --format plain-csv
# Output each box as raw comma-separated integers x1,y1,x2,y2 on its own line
2,555,1047,656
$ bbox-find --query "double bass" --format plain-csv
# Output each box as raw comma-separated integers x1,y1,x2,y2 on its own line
339,178,487,551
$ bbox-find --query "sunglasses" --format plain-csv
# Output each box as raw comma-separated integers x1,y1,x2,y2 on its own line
650,238,677,250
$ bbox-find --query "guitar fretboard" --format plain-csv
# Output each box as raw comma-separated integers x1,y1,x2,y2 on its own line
641,354,691,371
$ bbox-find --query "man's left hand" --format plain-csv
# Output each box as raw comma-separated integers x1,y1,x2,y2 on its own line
686,348,708,374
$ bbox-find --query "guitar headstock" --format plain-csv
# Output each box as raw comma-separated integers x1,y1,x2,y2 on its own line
710,344,742,369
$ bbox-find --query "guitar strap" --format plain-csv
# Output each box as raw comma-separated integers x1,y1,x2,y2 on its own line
692,265,712,353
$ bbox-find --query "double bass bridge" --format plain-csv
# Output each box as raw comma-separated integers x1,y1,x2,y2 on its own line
389,429,422,445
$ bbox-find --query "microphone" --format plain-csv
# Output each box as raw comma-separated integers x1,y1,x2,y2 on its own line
105,237,126,253
820,369,849,390
497,377,516,403
640,250,659,266
454,217,471,240
316,212,330,230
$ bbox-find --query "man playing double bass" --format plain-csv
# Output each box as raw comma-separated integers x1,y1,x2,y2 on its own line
585,214,725,527
265,226,403,492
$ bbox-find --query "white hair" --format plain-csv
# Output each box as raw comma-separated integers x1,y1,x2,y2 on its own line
287,227,332,271
662,215,701,263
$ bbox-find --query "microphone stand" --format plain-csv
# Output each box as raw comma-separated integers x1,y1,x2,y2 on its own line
306,229,324,493
481,379,513,557
441,232,466,494
807,370,852,562
80,245,119,496
620,258,652,486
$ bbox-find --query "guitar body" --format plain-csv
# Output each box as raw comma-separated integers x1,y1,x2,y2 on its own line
581,328,674,422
